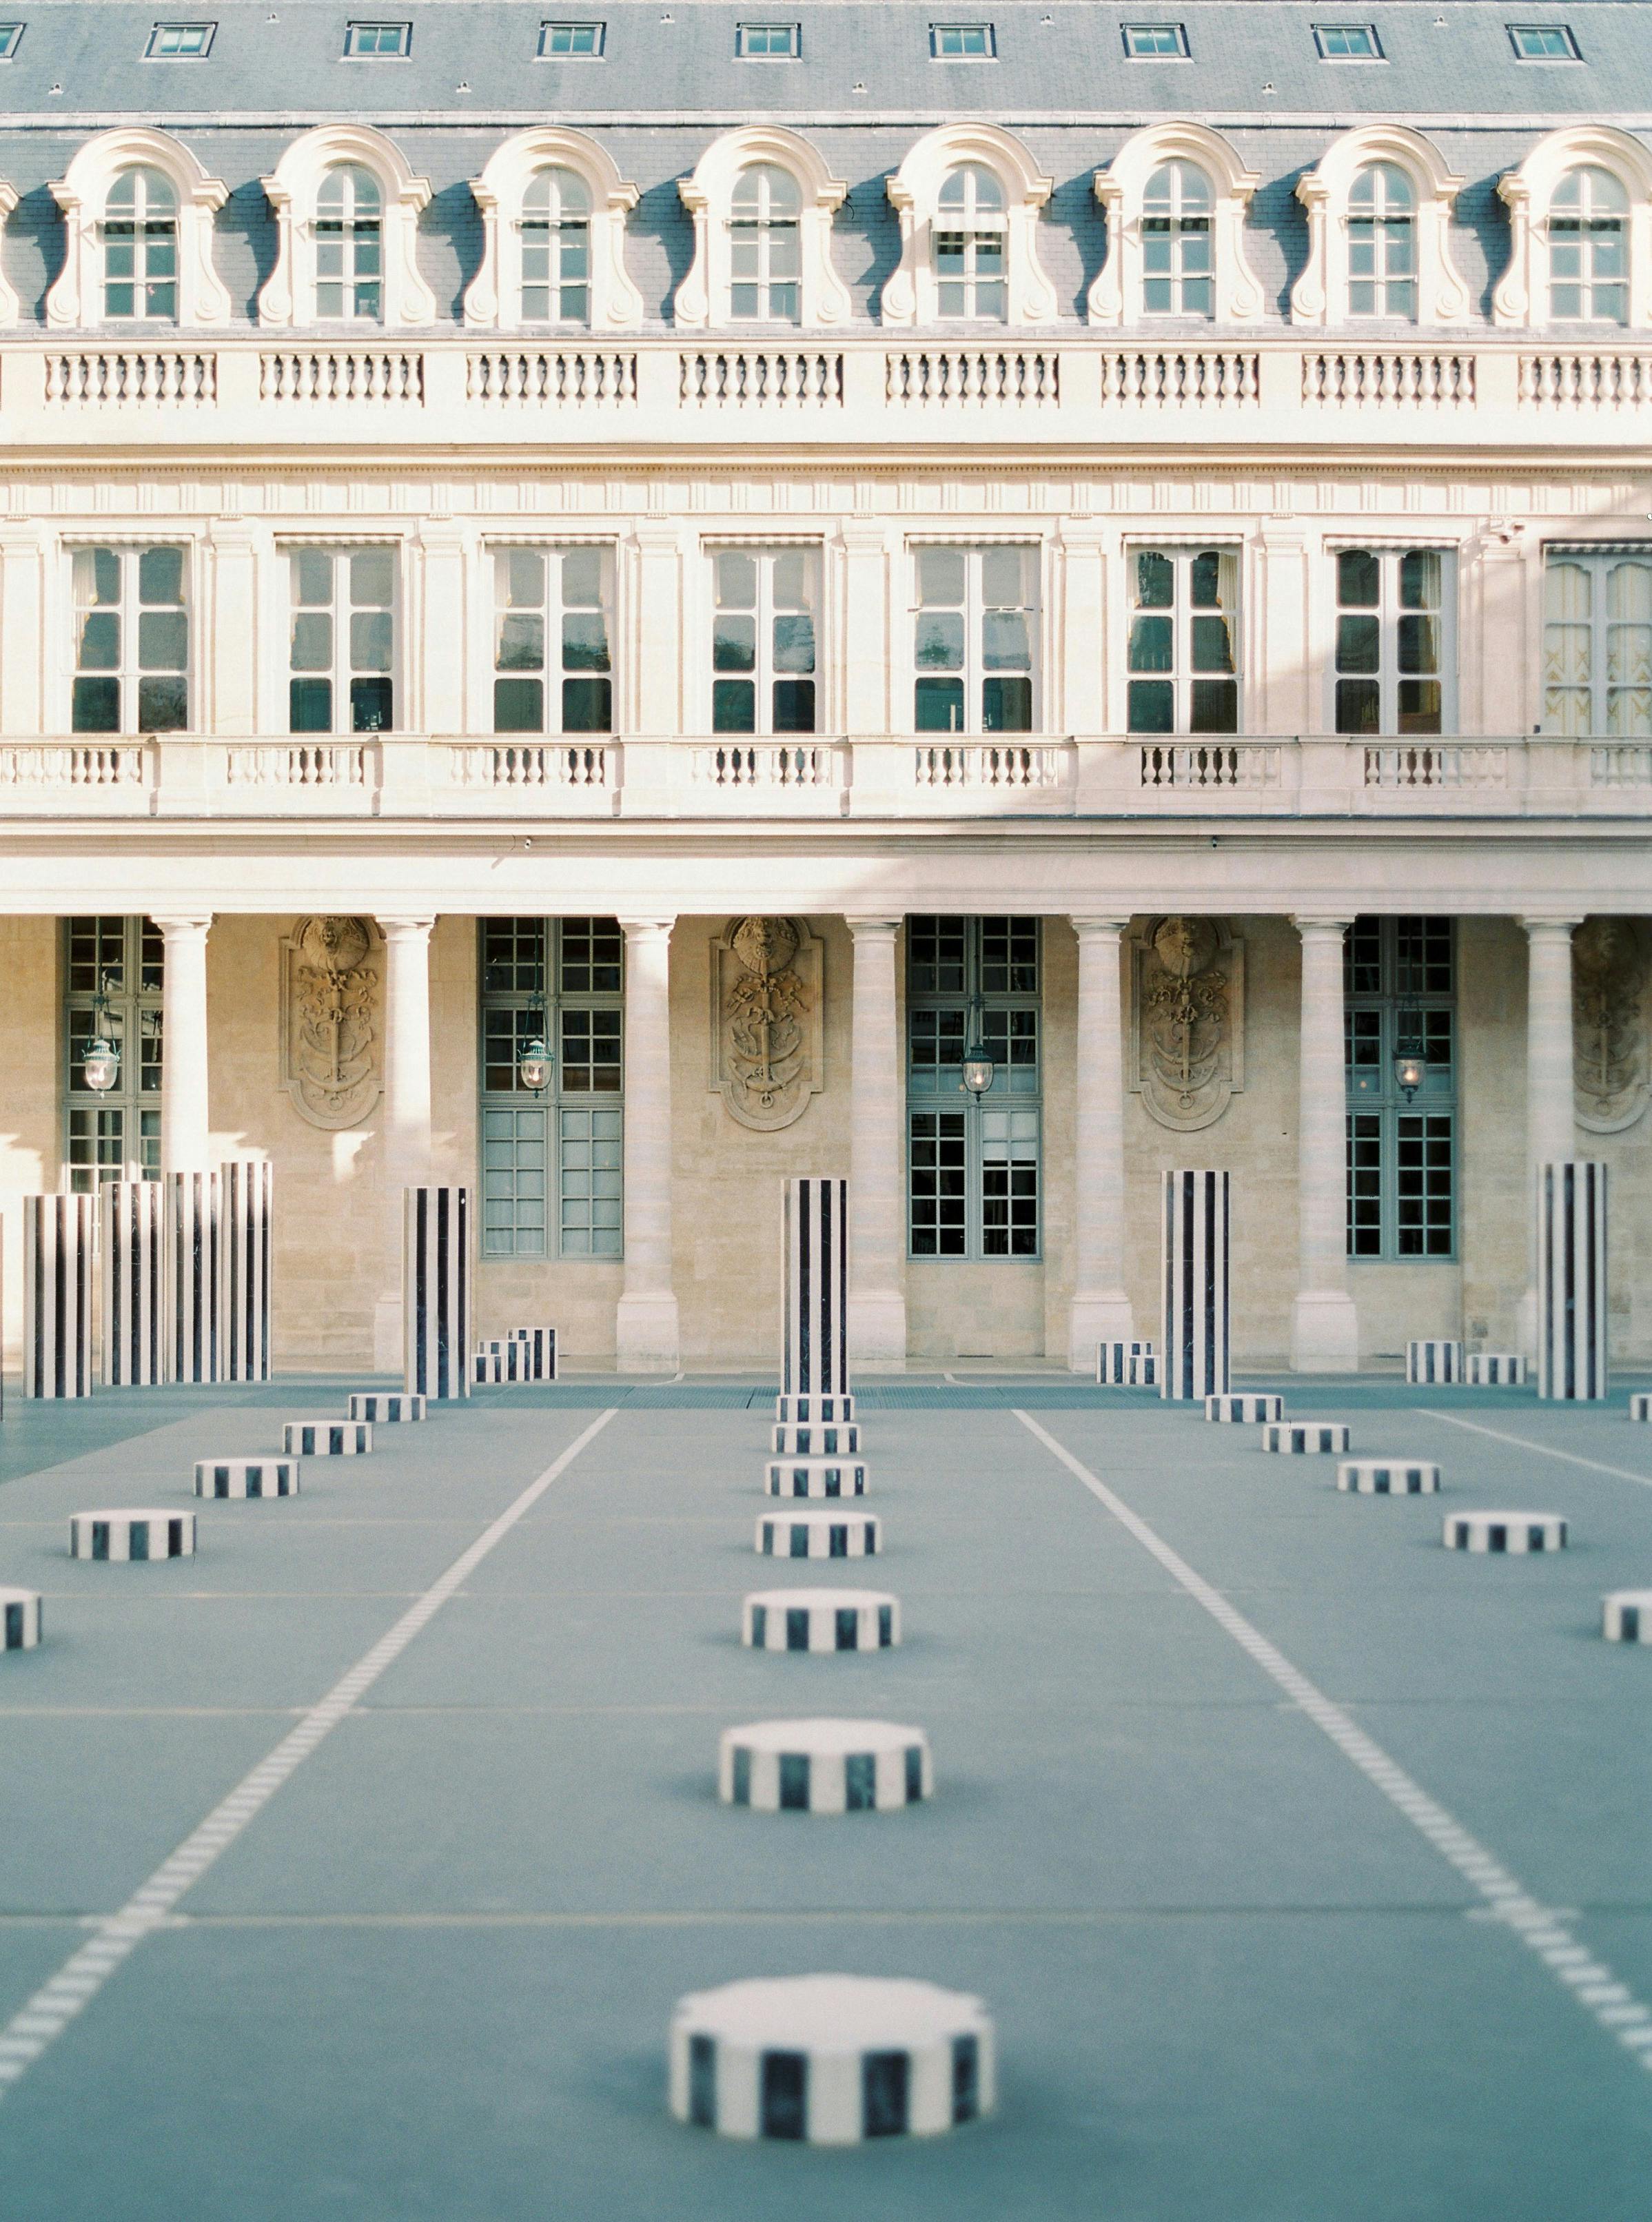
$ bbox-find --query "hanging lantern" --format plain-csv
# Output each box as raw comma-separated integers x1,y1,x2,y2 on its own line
1393,1004,1426,1103
960,995,995,1099
82,979,120,1094
518,1015,553,1096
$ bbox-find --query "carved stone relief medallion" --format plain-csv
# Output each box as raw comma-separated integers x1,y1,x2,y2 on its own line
709,915,824,1131
280,915,382,1130
1129,915,1245,1132
1574,915,1649,1134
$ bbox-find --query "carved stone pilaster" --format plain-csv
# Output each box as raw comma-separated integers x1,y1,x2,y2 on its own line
1129,915,1244,1132
1574,915,1649,1134
709,916,823,1131
280,915,381,1130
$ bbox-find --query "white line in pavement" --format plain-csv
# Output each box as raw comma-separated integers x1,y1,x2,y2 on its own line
0,1406,619,2102
1014,1407,1652,2077
1419,1408,1652,1491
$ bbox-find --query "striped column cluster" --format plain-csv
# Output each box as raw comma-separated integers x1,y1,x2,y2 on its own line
1407,1341,1464,1385
283,1420,372,1457
764,1458,867,1500
1467,1354,1524,1386
1537,1161,1609,1402
1261,1422,1350,1455
405,1186,471,1402
742,1590,899,1654
670,1975,993,2145
1206,1394,1283,1423
100,1181,164,1388
719,1719,930,1815
1097,1339,1156,1387
69,1509,195,1561
166,1170,218,1387
218,1160,273,1384
757,1509,879,1560
1161,1170,1230,1401
194,1457,300,1500
1445,1510,1567,1554
1338,1460,1440,1496
349,1392,425,1423
24,1194,95,1400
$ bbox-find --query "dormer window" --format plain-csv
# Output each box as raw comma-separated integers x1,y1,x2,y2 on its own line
345,21,410,57
1123,22,1187,57
1549,166,1627,322
1143,161,1212,317
538,19,604,54
145,22,214,57
931,23,995,57
730,163,800,322
520,168,590,323
1349,163,1416,319
1509,23,1580,60
737,21,799,57
936,164,1006,320
103,168,179,321
0,23,23,59
315,165,382,321
1314,23,1382,59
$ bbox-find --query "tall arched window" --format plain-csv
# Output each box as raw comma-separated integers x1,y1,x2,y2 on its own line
521,167,590,323
936,164,1006,321
315,165,383,322
1142,161,1212,317
1348,163,1416,319
1549,166,1629,323
729,163,801,322
103,167,178,321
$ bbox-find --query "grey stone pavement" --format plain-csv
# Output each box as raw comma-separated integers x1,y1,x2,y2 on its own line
1,1367,1651,2219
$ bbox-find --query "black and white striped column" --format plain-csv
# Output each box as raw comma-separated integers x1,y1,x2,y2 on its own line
1161,1170,1230,1400
24,1194,94,1399
100,1181,164,1388
782,1177,849,1410
166,1170,219,1387
509,1327,557,1380
1537,1160,1609,1402
1406,1341,1463,1385
217,1159,272,1383
404,1186,471,1401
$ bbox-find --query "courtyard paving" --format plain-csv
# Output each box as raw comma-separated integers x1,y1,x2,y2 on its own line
0,1367,1649,2219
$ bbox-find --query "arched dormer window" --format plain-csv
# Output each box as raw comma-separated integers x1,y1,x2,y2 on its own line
883,124,1056,329
1494,132,1652,329
258,125,434,330
47,127,227,330
675,127,846,330
102,167,179,322
1089,123,1261,327
465,128,640,332
1348,163,1415,320
1291,126,1468,327
730,164,801,323
315,166,382,322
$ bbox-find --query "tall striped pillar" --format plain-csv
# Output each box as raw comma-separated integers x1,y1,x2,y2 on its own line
1161,1170,1230,1401
218,1159,273,1383
25,1194,94,1399
166,1170,220,1387
1537,1160,1609,1402
100,1181,164,1387
782,1178,849,1402
404,1185,471,1400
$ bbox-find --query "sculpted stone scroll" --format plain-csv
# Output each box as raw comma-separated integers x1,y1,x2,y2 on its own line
1129,915,1245,1132
709,916,823,1131
279,915,381,1130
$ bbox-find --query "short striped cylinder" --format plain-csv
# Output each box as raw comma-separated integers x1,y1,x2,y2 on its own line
507,1327,557,1380
764,1458,868,1500
1406,1341,1464,1385
782,1177,849,1407
348,1392,426,1423
1538,1160,1609,1401
165,1170,219,1386
472,1343,529,1385
1337,1460,1440,1495
70,1509,195,1562
1261,1423,1350,1455
1467,1354,1524,1386
1127,1352,1157,1386
217,1159,272,1383
743,1589,899,1653
283,1420,372,1456
1445,1511,1567,1555
720,1718,931,1815
1603,1591,1652,1643
757,1510,879,1560
404,1185,471,1401
0,1588,42,1650
24,1194,94,1400
194,1457,300,1500
100,1180,163,1387
1161,1170,1230,1401
1097,1339,1154,1386
771,1423,861,1457
670,1975,994,2143
774,1394,855,1426
1206,1394,1283,1423
1631,1396,1652,1423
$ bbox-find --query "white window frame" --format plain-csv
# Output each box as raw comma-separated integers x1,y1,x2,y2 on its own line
1495,126,1652,329
1122,543,1242,738
283,544,398,737
729,163,802,323
1509,23,1581,61
736,21,800,57
1541,547,1652,737
538,20,604,55
1327,544,1455,737
101,165,180,322
0,23,23,59
1347,162,1417,320
930,22,996,57
345,20,411,57
675,126,847,331
66,541,192,736
911,542,1039,737
1090,122,1262,325
1142,159,1213,318
145,22,215,58
489,543,615,738
1122,23,1189,58
518,167,591,324
1313,22,1383,59
884,123,1056,328
47,126,228,330
258,125,433,329
1547,165,1629,323
1292,125,1469,327
708,543,822,737
934,163,1008,322
466,128,640,332
313,164,383,323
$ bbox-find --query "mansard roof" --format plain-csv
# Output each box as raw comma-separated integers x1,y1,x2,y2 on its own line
1,1,1649,128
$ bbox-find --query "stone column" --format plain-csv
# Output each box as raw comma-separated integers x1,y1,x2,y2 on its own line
845,915,906,1366
1520,917,1581,1356
1290,915,1360,1372
154,913,212,1176
1068,915,1134,1369
373,914,436,1369
615,915,680,1371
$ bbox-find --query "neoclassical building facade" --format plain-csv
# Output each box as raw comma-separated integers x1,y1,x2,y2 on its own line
0,0,1647,1371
